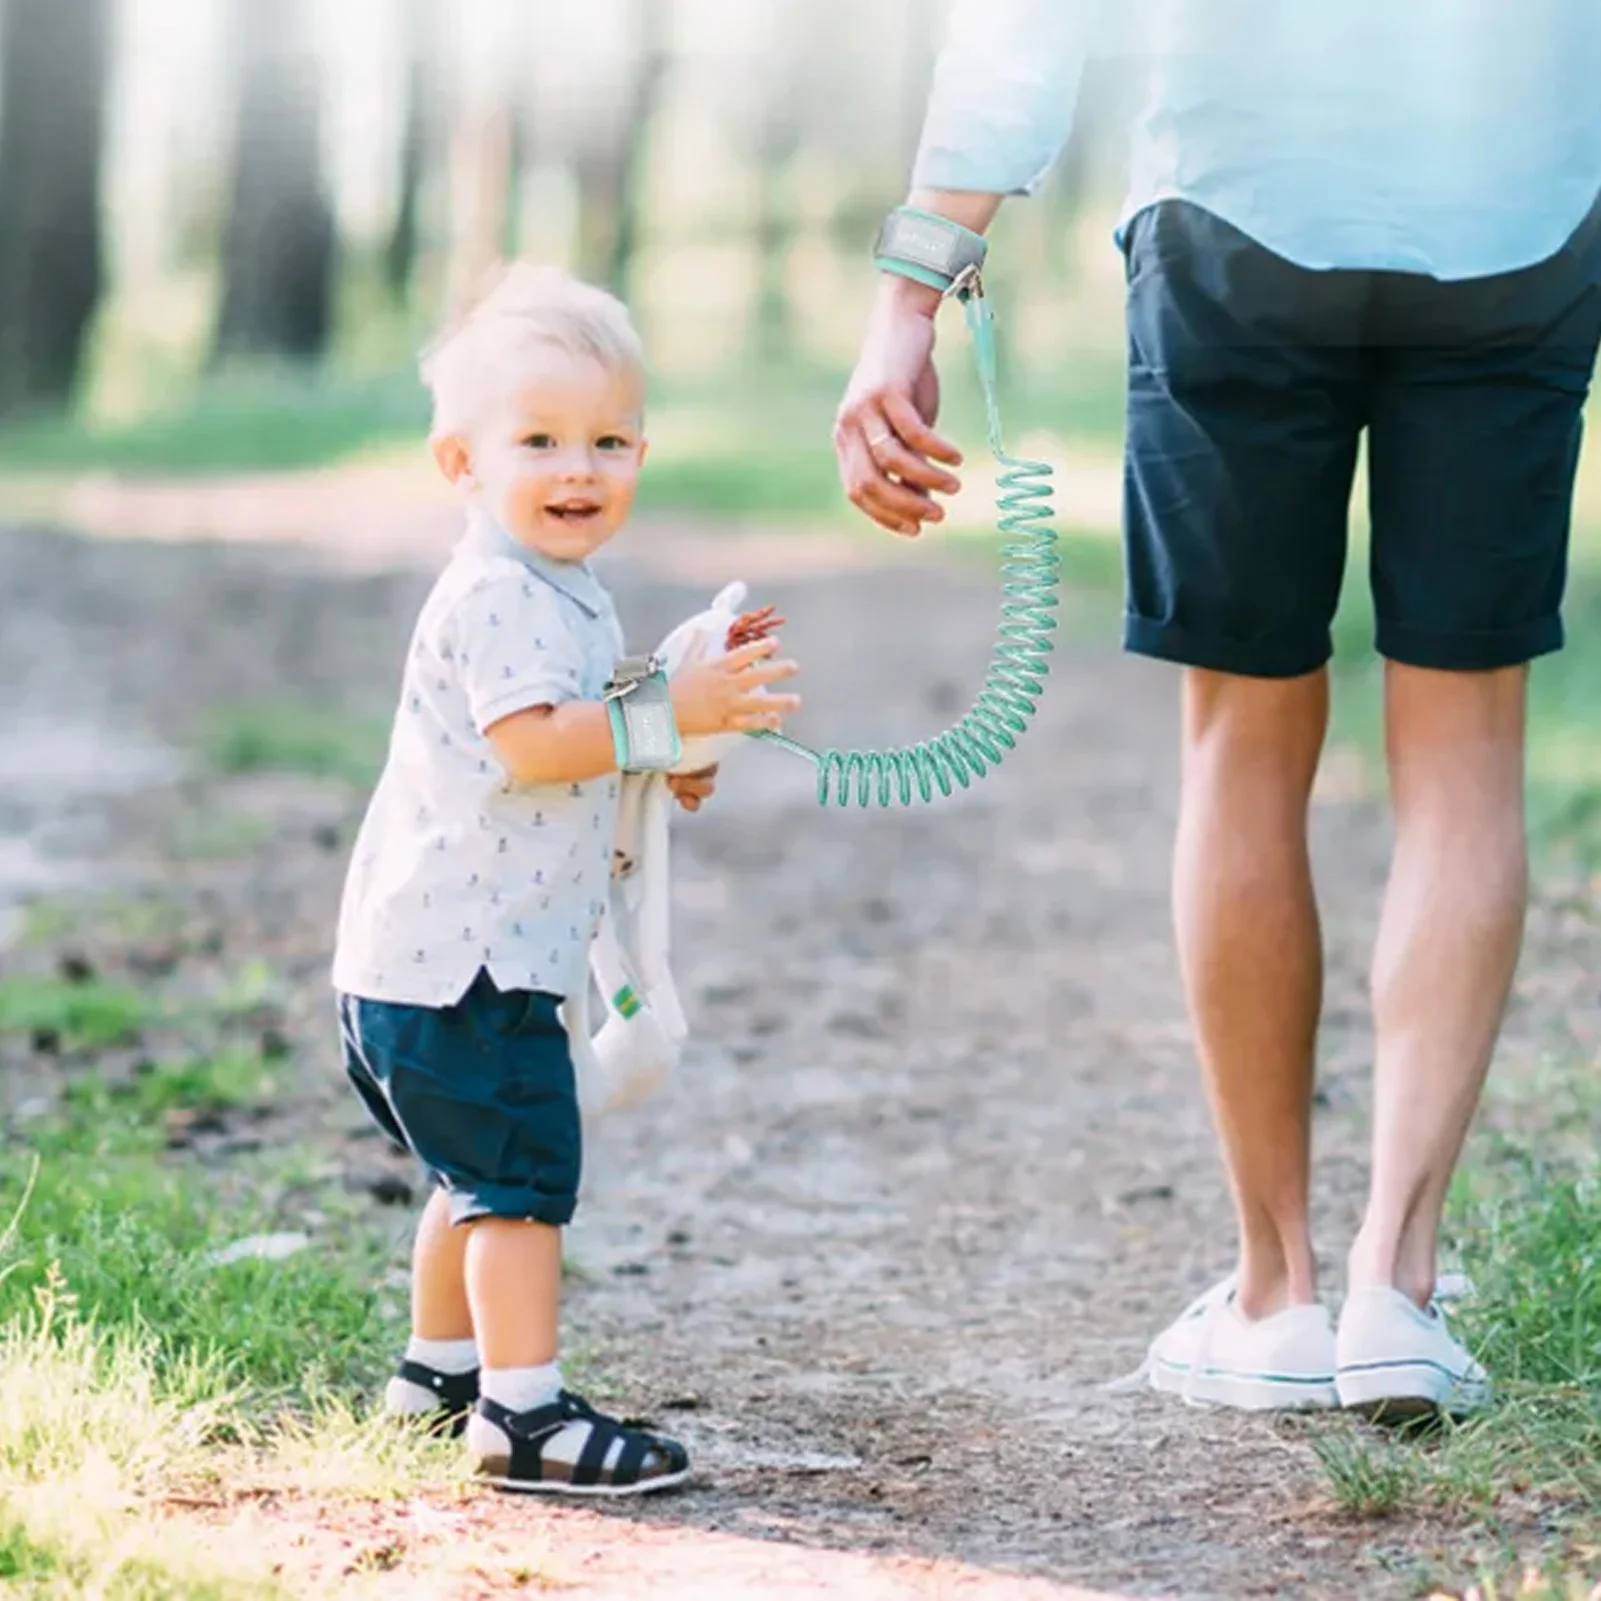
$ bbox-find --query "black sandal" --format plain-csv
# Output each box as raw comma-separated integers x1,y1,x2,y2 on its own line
472,1390,690,1496
388,1359,480,1437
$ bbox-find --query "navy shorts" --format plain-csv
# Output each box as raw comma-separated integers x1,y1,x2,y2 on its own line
1121,197,1601,677
338,970,581,1227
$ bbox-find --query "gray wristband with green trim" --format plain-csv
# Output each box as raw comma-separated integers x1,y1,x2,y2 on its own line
874,205,988,294
604,655,682,773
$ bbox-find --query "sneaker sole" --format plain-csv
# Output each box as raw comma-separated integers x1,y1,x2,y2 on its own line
1151,1361,1336,1411
1336,1361,1488,1422
478,1465,692,1498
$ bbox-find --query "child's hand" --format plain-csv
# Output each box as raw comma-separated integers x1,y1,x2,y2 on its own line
666,766,718,811
670,637,800,737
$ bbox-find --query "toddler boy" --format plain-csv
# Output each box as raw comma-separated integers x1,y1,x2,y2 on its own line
332,263,801,1494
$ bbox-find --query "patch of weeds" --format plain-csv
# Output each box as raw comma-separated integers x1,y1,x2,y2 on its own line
59,1048,276,1125
18,901,76,947
0,366,427,479
1315,1126,1601,1545
200,702,387,787
210,959,282,1020
0,976,159,1052
0,1514,60,1583
1314,1428,1421,1518
0,1290,439,1599
0,1010,443,1593
1431,1558,1601,1600
3,1051,394,1400
169,808,273,862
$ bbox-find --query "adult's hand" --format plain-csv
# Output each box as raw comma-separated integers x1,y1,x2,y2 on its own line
834,277,965,537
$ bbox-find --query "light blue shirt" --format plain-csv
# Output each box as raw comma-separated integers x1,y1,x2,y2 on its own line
913,0,1601,281
332,507,624,1007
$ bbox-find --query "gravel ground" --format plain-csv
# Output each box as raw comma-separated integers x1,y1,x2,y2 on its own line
1,508,1593,1600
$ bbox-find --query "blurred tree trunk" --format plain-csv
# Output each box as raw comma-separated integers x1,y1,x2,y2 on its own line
0,0,112,418
750,116,800,360
212,0,336,364
574,0,669,299
385,0,445,301
443,101,517,314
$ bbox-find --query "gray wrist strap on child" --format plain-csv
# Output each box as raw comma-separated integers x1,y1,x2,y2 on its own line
604,655,682,772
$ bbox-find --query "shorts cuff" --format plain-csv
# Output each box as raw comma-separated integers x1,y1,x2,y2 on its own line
1123,616,1332,679
447,1182,577,1228
1375,617,1564,671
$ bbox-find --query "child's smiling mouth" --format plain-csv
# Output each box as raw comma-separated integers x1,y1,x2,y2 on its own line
546,500,602,523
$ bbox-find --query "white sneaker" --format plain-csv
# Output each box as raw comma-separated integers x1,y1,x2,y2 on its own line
1143,1277,1338,1411
1335,1285,1491,1419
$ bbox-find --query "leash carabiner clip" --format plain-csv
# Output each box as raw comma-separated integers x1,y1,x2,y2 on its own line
604,653,665,702
946,263,984,302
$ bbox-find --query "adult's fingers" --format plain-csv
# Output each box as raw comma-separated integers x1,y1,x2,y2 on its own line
845,405,951,525
866,421,961,498
835,412,921,537
880,390,962,468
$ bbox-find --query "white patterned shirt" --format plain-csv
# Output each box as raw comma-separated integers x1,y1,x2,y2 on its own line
332,507,624,1006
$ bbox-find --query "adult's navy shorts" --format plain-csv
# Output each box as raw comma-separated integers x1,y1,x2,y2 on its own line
338,970,580,1227
1120,196,1601,678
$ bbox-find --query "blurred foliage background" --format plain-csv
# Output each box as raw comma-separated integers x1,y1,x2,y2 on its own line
0,0,1138,488
0,0,1598,857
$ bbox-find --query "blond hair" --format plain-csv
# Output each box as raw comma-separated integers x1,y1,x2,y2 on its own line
420,262,646,439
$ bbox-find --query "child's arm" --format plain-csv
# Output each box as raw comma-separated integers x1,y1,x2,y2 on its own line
485,638,801,788
483,700,619,786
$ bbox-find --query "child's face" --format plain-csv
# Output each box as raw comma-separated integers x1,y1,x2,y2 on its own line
466,349,647,562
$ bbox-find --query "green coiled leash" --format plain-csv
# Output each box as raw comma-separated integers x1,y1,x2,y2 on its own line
751,277,1062,807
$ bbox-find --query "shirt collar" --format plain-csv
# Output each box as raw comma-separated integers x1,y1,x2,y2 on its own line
462,503,610,618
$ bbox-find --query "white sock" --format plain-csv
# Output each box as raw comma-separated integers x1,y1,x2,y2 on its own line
383,1335,479,1418
479,1362,563,1413
404,1335,479,1374
472,1362,610,1471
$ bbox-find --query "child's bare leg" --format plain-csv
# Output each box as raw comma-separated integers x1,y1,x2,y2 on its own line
465,1217,561,1368
463,1216,684,1489
414,1186,473,1339
383,1187,479,1421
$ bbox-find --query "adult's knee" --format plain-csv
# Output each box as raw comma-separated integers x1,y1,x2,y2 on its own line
1181,667,1330,796
1383,662,1529,816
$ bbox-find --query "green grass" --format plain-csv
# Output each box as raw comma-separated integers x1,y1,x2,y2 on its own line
200,703,390,787
0,334,1128,521
1311,1111,1601,1570
0,368,429,480
0,977,160,1053
0,970,450,1594
1,1044,395,1401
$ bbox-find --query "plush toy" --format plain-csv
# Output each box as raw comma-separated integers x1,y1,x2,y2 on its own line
564,582,781,1118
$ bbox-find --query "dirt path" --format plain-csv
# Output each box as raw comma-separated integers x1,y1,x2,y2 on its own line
0,508,1590,1600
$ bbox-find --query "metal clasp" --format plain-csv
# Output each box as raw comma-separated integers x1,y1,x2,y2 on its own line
603,654,663,702
946,263,983,302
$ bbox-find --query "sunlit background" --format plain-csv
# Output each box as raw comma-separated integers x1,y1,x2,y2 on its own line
5,0,1133,440
0,0,1598,842
1,11,1600,1592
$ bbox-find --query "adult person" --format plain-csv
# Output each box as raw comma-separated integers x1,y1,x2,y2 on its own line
836,0,1601,1415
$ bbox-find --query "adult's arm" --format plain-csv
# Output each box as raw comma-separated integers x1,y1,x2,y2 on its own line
836,0,1105,536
